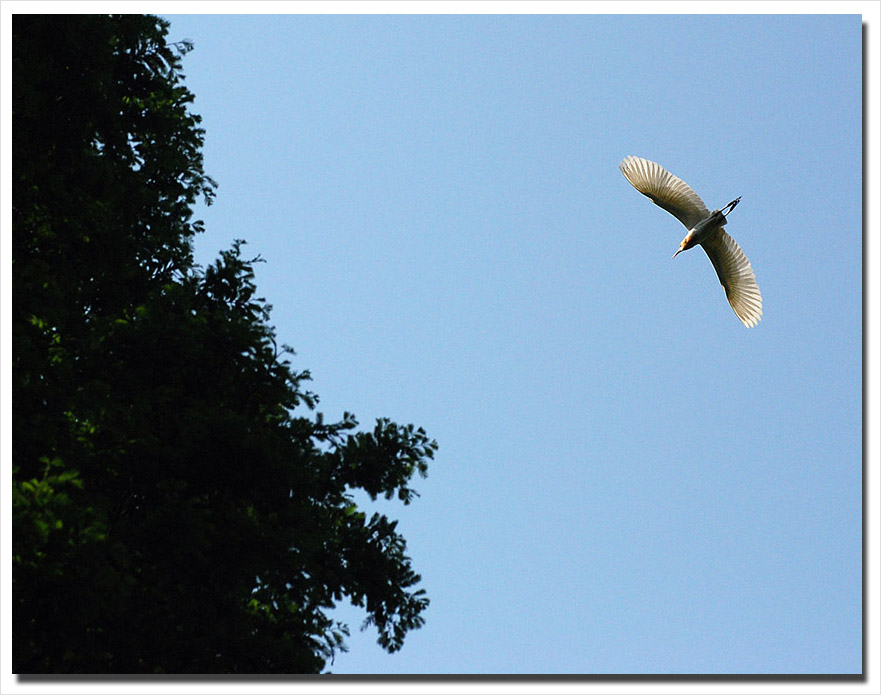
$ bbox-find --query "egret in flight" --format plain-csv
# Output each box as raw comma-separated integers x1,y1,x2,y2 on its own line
619,155,762,328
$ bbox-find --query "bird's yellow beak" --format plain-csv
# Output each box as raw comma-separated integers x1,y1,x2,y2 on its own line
672,247,683,259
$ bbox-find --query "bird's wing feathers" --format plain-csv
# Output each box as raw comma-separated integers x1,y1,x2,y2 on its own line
700,229,763,328
619,156,710,230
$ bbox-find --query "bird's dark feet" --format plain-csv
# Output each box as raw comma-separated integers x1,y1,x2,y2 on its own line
722,196,741,215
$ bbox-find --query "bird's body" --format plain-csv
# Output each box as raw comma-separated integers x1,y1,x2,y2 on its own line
619,155,763,328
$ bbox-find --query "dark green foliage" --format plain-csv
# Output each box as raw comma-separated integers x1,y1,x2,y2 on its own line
13,15,437,673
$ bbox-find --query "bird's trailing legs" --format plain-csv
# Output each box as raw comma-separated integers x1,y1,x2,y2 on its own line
721,196,741,217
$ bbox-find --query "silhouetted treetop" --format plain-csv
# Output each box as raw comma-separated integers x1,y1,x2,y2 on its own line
13,14,437,673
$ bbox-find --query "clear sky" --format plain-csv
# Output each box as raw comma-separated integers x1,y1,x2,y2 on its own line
156,11,861,676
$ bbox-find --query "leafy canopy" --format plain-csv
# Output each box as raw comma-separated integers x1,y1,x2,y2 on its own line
13,14,437,673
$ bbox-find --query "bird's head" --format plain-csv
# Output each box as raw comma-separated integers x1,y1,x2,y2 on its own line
672,233,696,259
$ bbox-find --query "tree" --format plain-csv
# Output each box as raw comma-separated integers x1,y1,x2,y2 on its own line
13,14,437,673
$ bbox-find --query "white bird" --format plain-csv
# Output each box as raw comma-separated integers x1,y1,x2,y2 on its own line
619,155,762,328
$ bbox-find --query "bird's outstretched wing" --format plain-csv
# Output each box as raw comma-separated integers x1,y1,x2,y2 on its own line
619,156,710,230
700,229,763,328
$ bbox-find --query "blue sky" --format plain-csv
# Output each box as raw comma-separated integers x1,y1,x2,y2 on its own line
157,12,866,676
